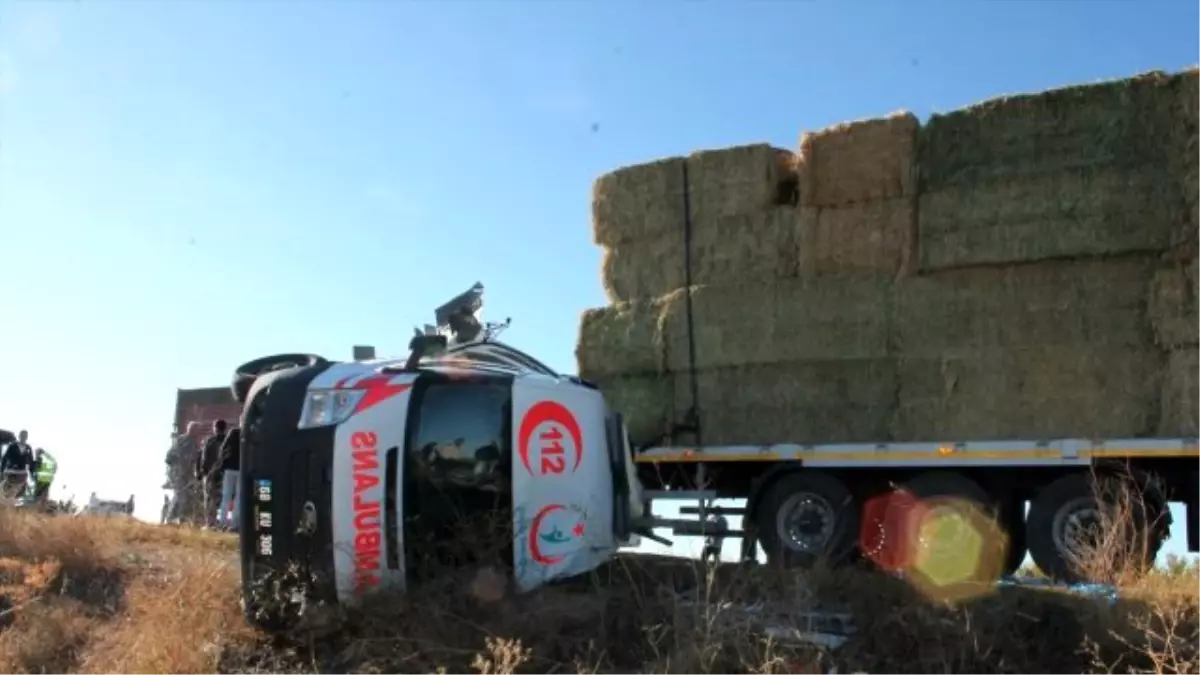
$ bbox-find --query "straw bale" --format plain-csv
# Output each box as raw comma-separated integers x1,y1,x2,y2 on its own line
592,146,797,249
575,296,672,378
917,166,1180,270
1149,260,1199,348
1158,348,1199,437
891,346,1160,442
919,71,1178,191
600,208,799,302
1169,69,1199,255
797,197,915,277
668,359,898,446
587,374,675,446
686,144,798,220
895,258,1156,357
660,277,894,372
591,156,687,247
797,112,918,207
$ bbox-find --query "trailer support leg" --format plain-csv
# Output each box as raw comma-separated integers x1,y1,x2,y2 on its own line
740,519,759,563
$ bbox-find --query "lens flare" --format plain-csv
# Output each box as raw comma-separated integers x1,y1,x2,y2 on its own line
859,489,1011,603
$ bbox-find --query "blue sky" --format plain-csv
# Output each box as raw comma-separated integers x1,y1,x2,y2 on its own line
0,0,1196,562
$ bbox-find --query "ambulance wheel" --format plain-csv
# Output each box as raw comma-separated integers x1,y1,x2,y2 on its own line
1026,472,1168,584
231,353,327,403
896,471,1007,583
756,472,859,569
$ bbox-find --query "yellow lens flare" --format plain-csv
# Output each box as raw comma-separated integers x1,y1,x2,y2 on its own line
903,497,1009,604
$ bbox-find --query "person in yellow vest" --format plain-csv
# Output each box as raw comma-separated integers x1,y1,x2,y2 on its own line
31,448,56,503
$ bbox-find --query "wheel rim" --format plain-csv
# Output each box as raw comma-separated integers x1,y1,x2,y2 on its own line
775,492,836,553
1052,496,1102,561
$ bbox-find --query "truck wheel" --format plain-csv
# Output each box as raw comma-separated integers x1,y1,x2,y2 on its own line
1026,472,1168,584
756,472,858,569
897,472,1007,584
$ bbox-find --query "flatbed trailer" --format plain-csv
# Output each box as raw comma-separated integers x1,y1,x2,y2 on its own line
631,436,1200,583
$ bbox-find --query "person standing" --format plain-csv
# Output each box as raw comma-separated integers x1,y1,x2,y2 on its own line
1,430,33,499
197,419,227,528
165,423,202,524
30,448,56,503
216,426,241,531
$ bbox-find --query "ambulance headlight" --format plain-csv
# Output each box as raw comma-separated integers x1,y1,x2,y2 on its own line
298,389,365,429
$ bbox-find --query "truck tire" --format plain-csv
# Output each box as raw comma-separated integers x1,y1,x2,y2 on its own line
756,471,858,569
1026,472,1168,584
896,471,1007,584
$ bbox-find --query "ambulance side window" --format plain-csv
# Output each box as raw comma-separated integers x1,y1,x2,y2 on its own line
411,381,510,492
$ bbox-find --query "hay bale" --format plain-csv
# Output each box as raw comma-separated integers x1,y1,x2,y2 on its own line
592,146,796,249
575,297,672,378
797,112,918,207
1169,69,1198,256
919,71,1178,191
797,197,915,277
600,208,799,302
592,156,687,247
895,258,1156,357
917,166,1180,270
1149,260,1199,348
891,346,1161,442
1159,349,1199,436
668,359,898,445
588,374,675,445
686,144,798,219
660,277,894,372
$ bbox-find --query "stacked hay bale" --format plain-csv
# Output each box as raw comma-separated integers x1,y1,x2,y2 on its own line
578,68,1199,448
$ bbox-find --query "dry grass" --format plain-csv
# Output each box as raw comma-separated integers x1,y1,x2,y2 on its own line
0,504,1195,673
0,509,241,674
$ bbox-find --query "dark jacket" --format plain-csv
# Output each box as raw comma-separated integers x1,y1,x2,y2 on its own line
219,427,241,472
198,433,226,480
1,443,31,474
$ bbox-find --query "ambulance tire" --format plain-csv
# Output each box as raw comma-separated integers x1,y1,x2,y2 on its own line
757,471,859,569
237,368,298,631
231,353,327,403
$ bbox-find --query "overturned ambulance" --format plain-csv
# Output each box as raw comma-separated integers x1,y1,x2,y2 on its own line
232,284,646,626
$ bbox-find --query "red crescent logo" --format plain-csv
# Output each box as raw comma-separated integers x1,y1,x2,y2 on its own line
529,504,566,565
517,401,583,477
